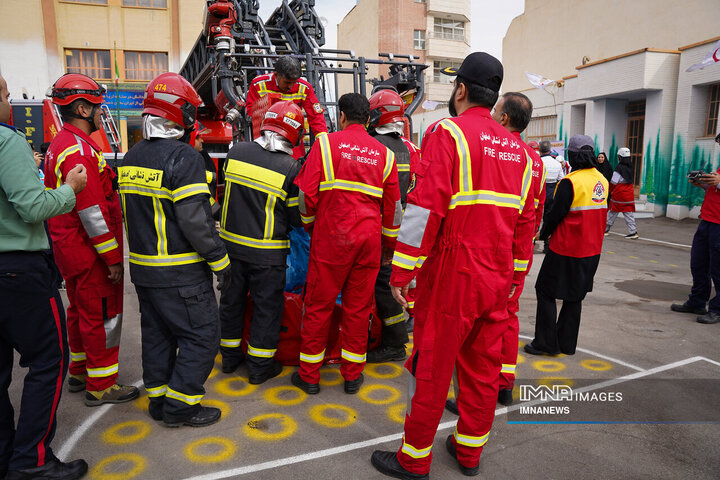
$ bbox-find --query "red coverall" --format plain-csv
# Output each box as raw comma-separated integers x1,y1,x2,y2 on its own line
294,125,401,383
499,132,547,390
246,73,328,158
390,107,534,474
45,124,123,392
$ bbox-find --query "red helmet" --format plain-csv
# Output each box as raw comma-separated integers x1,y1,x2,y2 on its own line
528,141,540,151
369,89,405,127
49,73,105,106
143,72,202,129
261,101,304,146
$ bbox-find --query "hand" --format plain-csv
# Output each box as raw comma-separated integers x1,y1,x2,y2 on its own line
699,172,720,187
381,247,394,266
65,164,87,194
508,284,517,299
216,266,231,292
33,151,43,168
391,284,410,308
107,263,123,284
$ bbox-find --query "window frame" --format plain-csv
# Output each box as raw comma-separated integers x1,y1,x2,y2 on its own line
121,0,168,9
705,83,720,137
64,48,112,81
59,0,108,5
413,30,426,50
432,60,461,84
525,115,558,143
432,18,466,42
123,51,169,82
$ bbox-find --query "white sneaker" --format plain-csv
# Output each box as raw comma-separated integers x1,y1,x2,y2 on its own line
625,232,639,239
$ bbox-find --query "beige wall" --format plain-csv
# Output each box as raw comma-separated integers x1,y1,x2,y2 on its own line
503,0,720,93
337,0,379,97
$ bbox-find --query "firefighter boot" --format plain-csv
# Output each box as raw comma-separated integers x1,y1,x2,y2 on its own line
445,435,480,476
249,361,284,385
367,345,407,363
498,388,513,406
85,383,140,407
291,371,319,394
370,451,429,480
5,456,88,480
164,406,221,428
344,373,364,394
67,374,86,393
222,355,244,374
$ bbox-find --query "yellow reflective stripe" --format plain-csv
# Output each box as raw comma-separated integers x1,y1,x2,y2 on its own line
152,197,168,256
299,350,325,363
397,163,411,172
206,170,214,184
87,363,119,378
70,351,86,362
332,180,383,198
534,197,540,207
514,259,529,271
501,364,516,374
341,349,366,363
439,119,472,193
166,387,203,405
264,196,276,239
318,133,334,183
208,254,230,272
454,429,489,448
383,313,405,326
416,256,427,268
247,344,277,358
224,172,288,200
392,251,419,270
401,437,432,459
173,183,211,202
220,338,242,348
226,159,286,189
146,385,168,398
407,301,415,309
118,184,173,200
449,190,523,210
221,182,231,227
286,196,299,207
94,238,119,255
129,252,205,267
383,148,396,183
520,152,533,213
53,145,81,188
301,214,315,225
569,204,607,211
219,228,290,249
382,226,400,238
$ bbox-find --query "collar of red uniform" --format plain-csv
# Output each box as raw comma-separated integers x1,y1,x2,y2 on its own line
63,123,102,152
461,105,492,118
510,131,522,140
344,123,367,133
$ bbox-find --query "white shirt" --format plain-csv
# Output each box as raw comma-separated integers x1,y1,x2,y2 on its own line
541,155,565,183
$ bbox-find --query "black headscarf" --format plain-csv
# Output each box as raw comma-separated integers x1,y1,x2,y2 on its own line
615,154,635,184
567,146,597,170
596,152,613,182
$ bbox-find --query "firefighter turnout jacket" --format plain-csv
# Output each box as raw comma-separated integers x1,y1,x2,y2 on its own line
370,132,420,207
119,138,229,287
220,140,302,264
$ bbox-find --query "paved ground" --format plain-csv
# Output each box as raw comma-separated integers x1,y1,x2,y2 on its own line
8,216,720,480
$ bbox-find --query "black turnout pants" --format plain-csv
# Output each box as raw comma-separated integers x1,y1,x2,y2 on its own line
374,262,408,348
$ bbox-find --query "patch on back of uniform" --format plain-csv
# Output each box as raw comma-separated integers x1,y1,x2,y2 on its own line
313,103,323,114
408,172,417,193
592,181,606,203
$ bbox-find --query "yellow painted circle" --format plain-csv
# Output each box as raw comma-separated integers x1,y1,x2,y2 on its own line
309,404,357,428
214,377,258,397
276,365,292,378
580,359,613,371
387,403,406,424
364,362,403,379
516,354,526,365
201,399,232,418
264,386,307,406
207,367,221,380
90,453,146,480
101,420,151,445
532,360,566,373
318,367,343,386
358,384,401,405
537,376,575,388
133,394,150,412
184,437,237,464
517,340,526,348
243,413,298,441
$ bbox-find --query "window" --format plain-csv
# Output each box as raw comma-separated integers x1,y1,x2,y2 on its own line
413,30,425,50
706,83,720,137
65,49,111,80
433,61,461,83
526,115,557,142
125,51,169,81
61,0,108,4
122,0,167,7
414,0,426,3
433,18,465,42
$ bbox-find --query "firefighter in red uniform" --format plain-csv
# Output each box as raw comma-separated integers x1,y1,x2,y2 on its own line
44,74,139,406
120,73,231,427
371,52,535,479
291,93,401,395
246,56,328,158
366,88,420,363
218,101,303,382
524,135,608,356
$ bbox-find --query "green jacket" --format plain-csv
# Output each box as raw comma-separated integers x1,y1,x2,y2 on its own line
0,123,75,252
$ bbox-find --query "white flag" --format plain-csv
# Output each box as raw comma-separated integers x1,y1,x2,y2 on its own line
525,71,555,89
686,40,720,72
422,100,440,111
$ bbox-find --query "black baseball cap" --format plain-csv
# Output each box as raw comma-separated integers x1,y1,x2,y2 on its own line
441,52,504,92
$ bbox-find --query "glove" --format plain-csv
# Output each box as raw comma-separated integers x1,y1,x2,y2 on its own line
215,266,231,292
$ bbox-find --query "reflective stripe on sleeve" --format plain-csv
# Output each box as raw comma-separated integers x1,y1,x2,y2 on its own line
78,205,110,238
70,351,86,362
341,349,367,363
392,251,419,270
382,226,399,238
514,259,529,272
173,183,211,202
439,119,472,193
318,134,334,183
166,387,203,405
299,350,325,364
383,149,396,183
220,338,242,348
397,203,430,248
286,196,299,207
94,238,119,255
397,163,411,172
54,145,81,188
520,152,533,212
301,214,315,225
383,313,405,326
129,252,205,267
453,428,490,448
247,344,277,358
501,364,516,374
146,385,168,398
87,363,119,378
208,254,230,272
401,437,432,459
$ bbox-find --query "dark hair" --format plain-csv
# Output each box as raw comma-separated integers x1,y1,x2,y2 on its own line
501,92,533,131
597,151,607,160
275,56,302,79
458,78,498,109
539,140,551,154
338,93,370,124
568,146,596,170
715,132,720,143
58,98,95,121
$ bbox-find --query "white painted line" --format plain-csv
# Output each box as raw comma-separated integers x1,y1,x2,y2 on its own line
180,356,717,480
56,379,143,460
518,334,646,372
608,231,691,248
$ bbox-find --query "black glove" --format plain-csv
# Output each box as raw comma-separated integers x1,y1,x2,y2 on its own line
215,266,231,292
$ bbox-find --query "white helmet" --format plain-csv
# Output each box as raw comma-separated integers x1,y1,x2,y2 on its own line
618,147,631,158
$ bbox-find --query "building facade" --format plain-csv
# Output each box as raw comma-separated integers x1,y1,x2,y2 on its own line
502,0,720,219
0,0,206,150
338,0,471,144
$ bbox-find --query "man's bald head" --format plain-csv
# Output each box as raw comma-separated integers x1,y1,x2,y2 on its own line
0,76,11,125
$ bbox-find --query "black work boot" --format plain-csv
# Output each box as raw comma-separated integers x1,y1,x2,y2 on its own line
291,371,319,394
6,456,88,480
249,361,283,385
445,435,480,476
222,355,243,374
370,450,429,480
344,373,364,394
164,406,221,428
498,388,513,406
367,345,407,363
445,398,459,415
697,312,720,324
671,303,707,315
